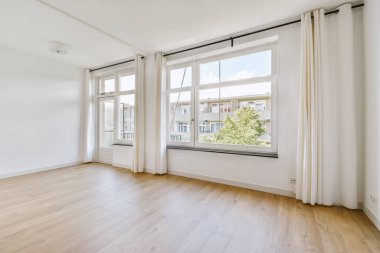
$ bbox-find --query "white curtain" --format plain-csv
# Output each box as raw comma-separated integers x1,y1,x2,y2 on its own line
297,3,358,209
154,52,168,174
132,55,145,173
83,68,96,163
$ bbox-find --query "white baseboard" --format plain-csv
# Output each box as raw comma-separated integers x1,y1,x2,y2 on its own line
168,170,295,197
144,168,154,174
363,205,380,231
112,163,132,170
0,161,83,180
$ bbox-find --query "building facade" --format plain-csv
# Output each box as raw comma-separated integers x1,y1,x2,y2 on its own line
169,94,271,144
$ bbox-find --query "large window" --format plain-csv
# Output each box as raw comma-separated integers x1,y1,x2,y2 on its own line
166,44,277,153
97,68,136,146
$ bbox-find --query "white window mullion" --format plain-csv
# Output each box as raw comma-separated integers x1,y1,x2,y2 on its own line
197,77,273,90
168,86,191,93
118,90,135,96
218,60,221,135
113,72,119,145
193,61,198,148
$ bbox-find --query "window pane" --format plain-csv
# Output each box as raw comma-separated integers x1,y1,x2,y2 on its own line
200,61,219,85
170,67,192,88
198,82,271,147
102,78,115,93
169,91,191,142
118,95,134,141
220,50,271,82
100,100,114,148
198,88,221,142
120,74,135,91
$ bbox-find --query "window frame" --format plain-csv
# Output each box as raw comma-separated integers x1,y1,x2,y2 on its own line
166,43,278,154
96,66,136,147
166,62,195,148
98,74,116,97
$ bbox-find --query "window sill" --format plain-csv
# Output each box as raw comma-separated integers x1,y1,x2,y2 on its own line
113,143,133,147
167,145,278,158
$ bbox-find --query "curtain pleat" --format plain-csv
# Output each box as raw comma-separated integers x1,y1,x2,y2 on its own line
154,52,168,174
297,3,358,208
83,69,96,163
132,55,145,173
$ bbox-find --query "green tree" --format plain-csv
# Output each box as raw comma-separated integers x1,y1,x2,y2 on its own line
202,107,267,146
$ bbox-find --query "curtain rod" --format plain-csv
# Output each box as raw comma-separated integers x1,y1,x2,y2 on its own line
163,3,364,57
90,59,134,72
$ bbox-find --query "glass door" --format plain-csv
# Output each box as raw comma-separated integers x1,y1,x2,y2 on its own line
98,98,115,163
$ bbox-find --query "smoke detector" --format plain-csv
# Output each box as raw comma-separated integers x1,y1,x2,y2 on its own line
49,42,68,55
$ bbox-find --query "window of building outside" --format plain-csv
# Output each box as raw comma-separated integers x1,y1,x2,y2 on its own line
166,43,277,153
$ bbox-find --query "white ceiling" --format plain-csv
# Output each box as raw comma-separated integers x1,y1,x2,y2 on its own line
0,0,350,68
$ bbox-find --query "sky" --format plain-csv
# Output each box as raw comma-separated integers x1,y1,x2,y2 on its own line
120,75,135,91
170,50,272,103
103,74,135,93
120,94,134,105
200,50,271,84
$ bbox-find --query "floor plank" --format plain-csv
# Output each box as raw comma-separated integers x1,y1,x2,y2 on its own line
0,163,378,253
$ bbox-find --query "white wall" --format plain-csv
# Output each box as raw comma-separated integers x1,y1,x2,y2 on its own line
363,0,380,228
0,46,84,178
113,145,133,168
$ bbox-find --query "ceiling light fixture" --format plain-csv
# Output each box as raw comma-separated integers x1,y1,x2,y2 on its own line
49,41,68,55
